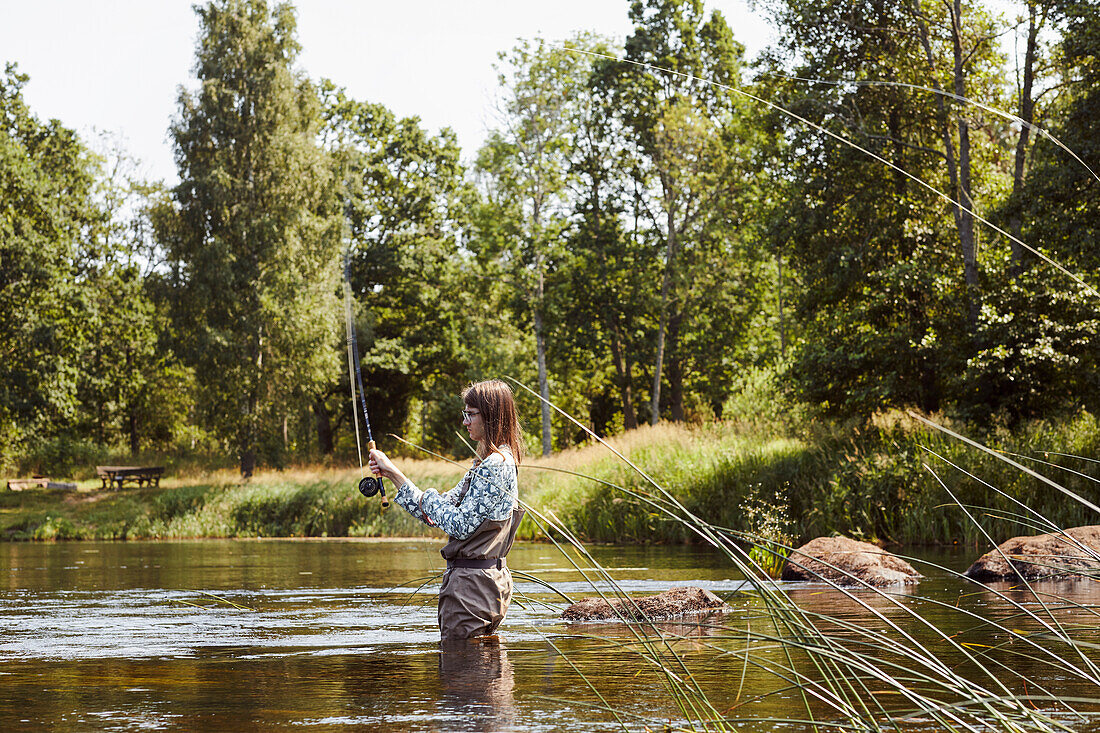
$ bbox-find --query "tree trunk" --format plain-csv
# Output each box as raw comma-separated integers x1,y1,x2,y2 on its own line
777,251,785,360
96,347,105,445
651,196,678,425
314,395,334,455
240,383,258,477
913,0,978,335
530,189,552,456
240,326,263,478
651,313,668,425
609,320,638,430
239,419,256,478
126,347,138,455
951,0,980,332
1009,2,1039,277
129,411,139,457
668,311,684,422
533,303,552,456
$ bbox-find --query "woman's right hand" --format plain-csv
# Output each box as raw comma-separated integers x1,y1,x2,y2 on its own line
368,448,401,483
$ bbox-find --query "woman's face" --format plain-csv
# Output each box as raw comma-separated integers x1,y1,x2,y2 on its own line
462,405,485,443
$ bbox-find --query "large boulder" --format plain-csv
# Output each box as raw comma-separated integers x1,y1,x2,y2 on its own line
782,536,921,587
561,586,731,622
965,525,1100,581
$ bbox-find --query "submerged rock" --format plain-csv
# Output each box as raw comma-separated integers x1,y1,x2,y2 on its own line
965,525,1100,581
781,536,921,587
561,586,731,622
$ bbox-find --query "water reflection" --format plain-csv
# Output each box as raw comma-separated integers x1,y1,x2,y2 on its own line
979,576,1100,605
786,583,925,622
967,577,1100,635
439,637,516,731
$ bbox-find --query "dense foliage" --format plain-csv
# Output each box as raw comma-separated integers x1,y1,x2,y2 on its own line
2,0,1097,483
7,416,1098,547
164,0,341,476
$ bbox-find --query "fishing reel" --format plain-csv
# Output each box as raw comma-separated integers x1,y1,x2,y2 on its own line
358,476,383,497
357,440,390,508
358,475,389,508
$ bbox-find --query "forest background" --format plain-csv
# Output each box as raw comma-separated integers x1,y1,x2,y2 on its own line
2,0,1098,545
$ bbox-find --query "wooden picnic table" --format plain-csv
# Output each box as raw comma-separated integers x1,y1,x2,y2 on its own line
96,466,165,490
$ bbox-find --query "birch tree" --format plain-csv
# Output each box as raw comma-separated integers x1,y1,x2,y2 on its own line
474,39,588,455
609,0,745,423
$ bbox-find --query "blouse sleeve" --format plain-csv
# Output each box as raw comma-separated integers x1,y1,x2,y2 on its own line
394,480,430,525
393,467,472,527
395,457,516,540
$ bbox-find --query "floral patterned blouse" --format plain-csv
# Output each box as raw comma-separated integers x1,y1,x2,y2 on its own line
394,447,518,540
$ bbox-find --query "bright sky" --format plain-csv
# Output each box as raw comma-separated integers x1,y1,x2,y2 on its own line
1,1,774,185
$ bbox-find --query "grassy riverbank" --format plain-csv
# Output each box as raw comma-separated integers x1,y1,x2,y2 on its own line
3,412,1097,544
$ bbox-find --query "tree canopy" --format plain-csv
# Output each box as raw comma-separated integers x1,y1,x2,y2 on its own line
3,0,1099,474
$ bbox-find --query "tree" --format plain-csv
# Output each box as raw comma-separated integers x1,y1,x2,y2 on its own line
73,135,190,456
320,83,472,456
608,0,749,423
165,0,340,476
0,63,101,467
759,0,1011,416
1016,0,1100,277
1006,1,1054,275
560,40,653,431
474,38,590,455
905,0,1010,335
993,0,1100,417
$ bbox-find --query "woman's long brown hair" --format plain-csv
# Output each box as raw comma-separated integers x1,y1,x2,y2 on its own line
462,380,524,464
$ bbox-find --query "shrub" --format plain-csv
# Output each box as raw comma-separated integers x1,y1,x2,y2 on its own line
19,436,104,479
33,515,85,541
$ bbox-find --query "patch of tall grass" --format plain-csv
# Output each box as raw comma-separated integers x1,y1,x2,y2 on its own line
3,410,1098,544
520,385,1100,732
519,408,1100,546
0,462,465,540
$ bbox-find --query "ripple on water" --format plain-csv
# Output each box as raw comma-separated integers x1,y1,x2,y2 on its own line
0,585,573,661
0,576,765,661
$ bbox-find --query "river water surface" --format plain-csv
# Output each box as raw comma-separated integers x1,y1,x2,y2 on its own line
2,540,1099,731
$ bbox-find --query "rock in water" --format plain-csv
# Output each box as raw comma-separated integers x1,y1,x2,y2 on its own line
782,536,921,587
965,525,1100,581
561,586,731,622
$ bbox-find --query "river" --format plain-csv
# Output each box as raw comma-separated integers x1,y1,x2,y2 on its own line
1,540,1098,731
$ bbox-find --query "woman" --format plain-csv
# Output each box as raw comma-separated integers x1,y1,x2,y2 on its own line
369,379,525,641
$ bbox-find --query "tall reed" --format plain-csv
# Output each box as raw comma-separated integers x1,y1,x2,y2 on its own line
514,381,1100,732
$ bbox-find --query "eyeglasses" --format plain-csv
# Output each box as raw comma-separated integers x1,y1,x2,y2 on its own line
461,409,480,421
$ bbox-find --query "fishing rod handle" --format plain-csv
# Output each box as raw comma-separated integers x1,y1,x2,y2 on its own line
366,441,390,510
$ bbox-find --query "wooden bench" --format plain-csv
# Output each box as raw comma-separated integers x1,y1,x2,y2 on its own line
96,466,165,490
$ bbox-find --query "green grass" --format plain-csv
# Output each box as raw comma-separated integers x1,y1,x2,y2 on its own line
520,409,1100,547
0,468,453,541
2,411,1098,544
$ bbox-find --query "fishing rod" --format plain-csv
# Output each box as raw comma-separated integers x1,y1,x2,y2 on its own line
343,248,389,508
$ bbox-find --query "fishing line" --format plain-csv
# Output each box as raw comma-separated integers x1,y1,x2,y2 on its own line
343,249,388,508
553,44,1100,300
753,70,1100,184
